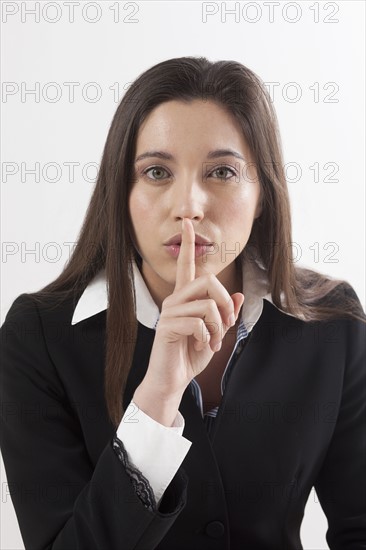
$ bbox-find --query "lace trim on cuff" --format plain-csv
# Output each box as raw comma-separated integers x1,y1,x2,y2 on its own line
112,435,157,512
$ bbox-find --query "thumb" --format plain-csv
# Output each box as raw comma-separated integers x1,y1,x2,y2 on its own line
231,293,245,321
223,293,244,336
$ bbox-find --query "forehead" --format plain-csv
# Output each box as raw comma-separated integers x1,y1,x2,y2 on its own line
135,99,250,158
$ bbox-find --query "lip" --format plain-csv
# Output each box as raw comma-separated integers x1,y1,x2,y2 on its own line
164,243,214,258
163,233,213,246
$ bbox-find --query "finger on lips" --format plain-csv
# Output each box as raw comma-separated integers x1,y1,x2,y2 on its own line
174,217,195,293
174,218,236,350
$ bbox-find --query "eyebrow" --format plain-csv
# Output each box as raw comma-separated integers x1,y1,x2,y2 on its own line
134,148,246,164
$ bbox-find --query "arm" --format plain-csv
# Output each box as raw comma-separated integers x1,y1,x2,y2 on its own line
114,400,192,510
314,312,366,549
0,294,190,550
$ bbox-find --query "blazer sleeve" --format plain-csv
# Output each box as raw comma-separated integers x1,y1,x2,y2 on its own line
313,297,366,548
0,294,189,550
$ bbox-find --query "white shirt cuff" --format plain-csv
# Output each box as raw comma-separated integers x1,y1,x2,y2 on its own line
116,400,192,506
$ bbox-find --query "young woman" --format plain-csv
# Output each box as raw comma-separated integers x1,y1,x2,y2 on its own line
1,56,365,550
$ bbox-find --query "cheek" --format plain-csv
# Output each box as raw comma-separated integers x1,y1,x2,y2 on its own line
129,188,154,230
221,194,258,234
221,195,251,220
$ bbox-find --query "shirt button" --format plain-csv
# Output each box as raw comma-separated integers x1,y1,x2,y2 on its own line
205,520,225,538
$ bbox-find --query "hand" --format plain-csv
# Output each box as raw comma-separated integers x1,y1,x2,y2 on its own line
143,217,244,399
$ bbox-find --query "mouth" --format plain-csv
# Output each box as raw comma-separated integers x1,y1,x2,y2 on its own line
163,242,215,249
164,233,213,246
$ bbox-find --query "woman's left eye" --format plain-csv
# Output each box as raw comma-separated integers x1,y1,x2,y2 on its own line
209,166,237,180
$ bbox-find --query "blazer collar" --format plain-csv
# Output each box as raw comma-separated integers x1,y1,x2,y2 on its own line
71,256,301,331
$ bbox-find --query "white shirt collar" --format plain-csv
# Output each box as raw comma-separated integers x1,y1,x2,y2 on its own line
71,256,301,331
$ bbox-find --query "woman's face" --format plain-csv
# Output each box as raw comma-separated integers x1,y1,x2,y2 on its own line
129,99,262,308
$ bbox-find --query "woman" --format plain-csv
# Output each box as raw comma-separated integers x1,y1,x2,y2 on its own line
1,56,365,550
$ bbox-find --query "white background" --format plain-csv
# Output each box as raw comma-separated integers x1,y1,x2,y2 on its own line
1,1,365,548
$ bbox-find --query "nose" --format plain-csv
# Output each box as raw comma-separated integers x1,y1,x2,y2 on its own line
169,176,206,222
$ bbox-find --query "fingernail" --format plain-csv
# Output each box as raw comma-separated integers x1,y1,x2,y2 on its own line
228,313,235,327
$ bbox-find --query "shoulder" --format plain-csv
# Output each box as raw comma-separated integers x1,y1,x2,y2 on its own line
295,266,365,321
1,293,40,340
319,280,365,319
1,291,81,344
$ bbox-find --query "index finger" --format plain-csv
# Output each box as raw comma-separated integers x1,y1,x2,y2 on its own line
174,218,195,292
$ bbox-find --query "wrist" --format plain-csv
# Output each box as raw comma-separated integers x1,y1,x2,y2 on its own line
137,373,185,403
133,382,183,427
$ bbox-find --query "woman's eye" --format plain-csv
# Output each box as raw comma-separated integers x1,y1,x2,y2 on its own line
209,166,237,180
142,166,170,180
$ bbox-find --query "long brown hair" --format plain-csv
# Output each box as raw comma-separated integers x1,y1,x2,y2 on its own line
25,56,366,429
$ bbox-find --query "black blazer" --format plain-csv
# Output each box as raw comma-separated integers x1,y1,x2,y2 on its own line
0,288,365,550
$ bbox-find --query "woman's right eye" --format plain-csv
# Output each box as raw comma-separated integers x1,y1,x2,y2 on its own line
142,166,171,181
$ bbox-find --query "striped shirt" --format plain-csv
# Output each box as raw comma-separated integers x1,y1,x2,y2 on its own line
189,317,248,436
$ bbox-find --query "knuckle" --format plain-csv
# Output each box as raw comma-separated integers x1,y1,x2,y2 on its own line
206,272,216,284
197,318,205,331
206,300,221,329
161,295,172,309
195,319,207,336
207,298,216,312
